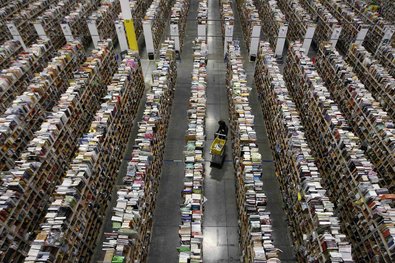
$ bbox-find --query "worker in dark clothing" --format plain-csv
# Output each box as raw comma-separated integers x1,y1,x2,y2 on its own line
216,120,228,139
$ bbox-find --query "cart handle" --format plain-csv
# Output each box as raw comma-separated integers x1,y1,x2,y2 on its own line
214,132,227,138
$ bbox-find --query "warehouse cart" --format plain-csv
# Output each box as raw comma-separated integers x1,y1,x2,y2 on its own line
210,133,226,167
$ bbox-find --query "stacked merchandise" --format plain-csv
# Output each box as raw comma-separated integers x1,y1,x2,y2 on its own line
316,43,395,192
197,0,208,30
0,39,55,114
99,40,176,263
33,0,79,50
236,0,260,52
346,0,395,53
299,0,342,46
144,0,174,51
0,40,117,263
319,0,367,54
277,0,315,42
61,0,98,48
88,0,121,44
284,42,395,262
226,42,279,262
382,0,395,22
0,41,85,171
375,45,395,78
0,40,22,69
0,0,29,45
254,0,287,50
255,42,354,262
170,0,190,52
5,0,58,48
220,0,234,41
346,43,395,122
178,39,207,263
26,51,145,263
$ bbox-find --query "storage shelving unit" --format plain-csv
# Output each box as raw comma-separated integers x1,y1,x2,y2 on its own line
255,41,353,262
0,41,85,172
319,0,368,54
98,40,177,263
169,0,190,53
178,39,207,263
346,43,395,122
226,42,280,262
316,43,395,192
375,45,395,78
0,0,30,45
284,42,395,262
0,38,55,115
254,0,287,56
26,50,145,263
0,40,117,263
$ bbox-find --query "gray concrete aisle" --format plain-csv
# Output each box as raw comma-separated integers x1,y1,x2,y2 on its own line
232,0,296,261
202,0,240,262
147,1,199,262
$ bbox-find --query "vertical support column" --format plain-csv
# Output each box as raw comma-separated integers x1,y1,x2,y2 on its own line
170,24,180,53
354,24,369,44
120,0,138,51
61,23,74,41
6,22,27,50
198,24,207,40
33,22,48,40
249,25,261,61
329,26,342,48
375,26,394,55
88,19,100,48
143,20,155,60
275,24,288,58
224,24,234,55
115,20,129,52
302,25,316,53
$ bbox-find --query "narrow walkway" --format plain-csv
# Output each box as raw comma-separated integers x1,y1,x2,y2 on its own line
232,0,296,261
147,1,199,262
202,0,240,262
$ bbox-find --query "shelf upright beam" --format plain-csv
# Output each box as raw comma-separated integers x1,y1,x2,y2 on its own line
87,18,100,48
249,24,261,61
302,24,316,53
198,23,207,40
115,20,129,52
224,23,234,55
329,25,342,48
375,26,394,56
120,0,138,51
143,20,155,60
170,24,181,53
6,22,27,50
354,24,369,44
275,24,288,58
33,22,48,40
61,23,74,41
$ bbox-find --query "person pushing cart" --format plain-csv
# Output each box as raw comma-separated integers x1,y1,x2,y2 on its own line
210,120,228,167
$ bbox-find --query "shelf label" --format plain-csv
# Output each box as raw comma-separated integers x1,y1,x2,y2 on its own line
302,25,316,53
170,24,180,52
143,20,155,57
87,19,100,48
275,25,288,57
124,19,138,51
249,25,261,60
329,26,342,48
6,22,27,50
61,23,74,42
115,21,128,52
33,23,48,40
224,25,234,55
355,25,369,44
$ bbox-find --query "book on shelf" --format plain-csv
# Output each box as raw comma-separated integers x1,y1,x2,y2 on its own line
26,50,145,263
226,42,280,262
0,39,22,70
0,40,117,262
97,40,177,263
255,41,353,262
283,41,395,262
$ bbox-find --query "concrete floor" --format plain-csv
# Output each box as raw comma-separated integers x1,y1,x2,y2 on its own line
94,0,296,262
